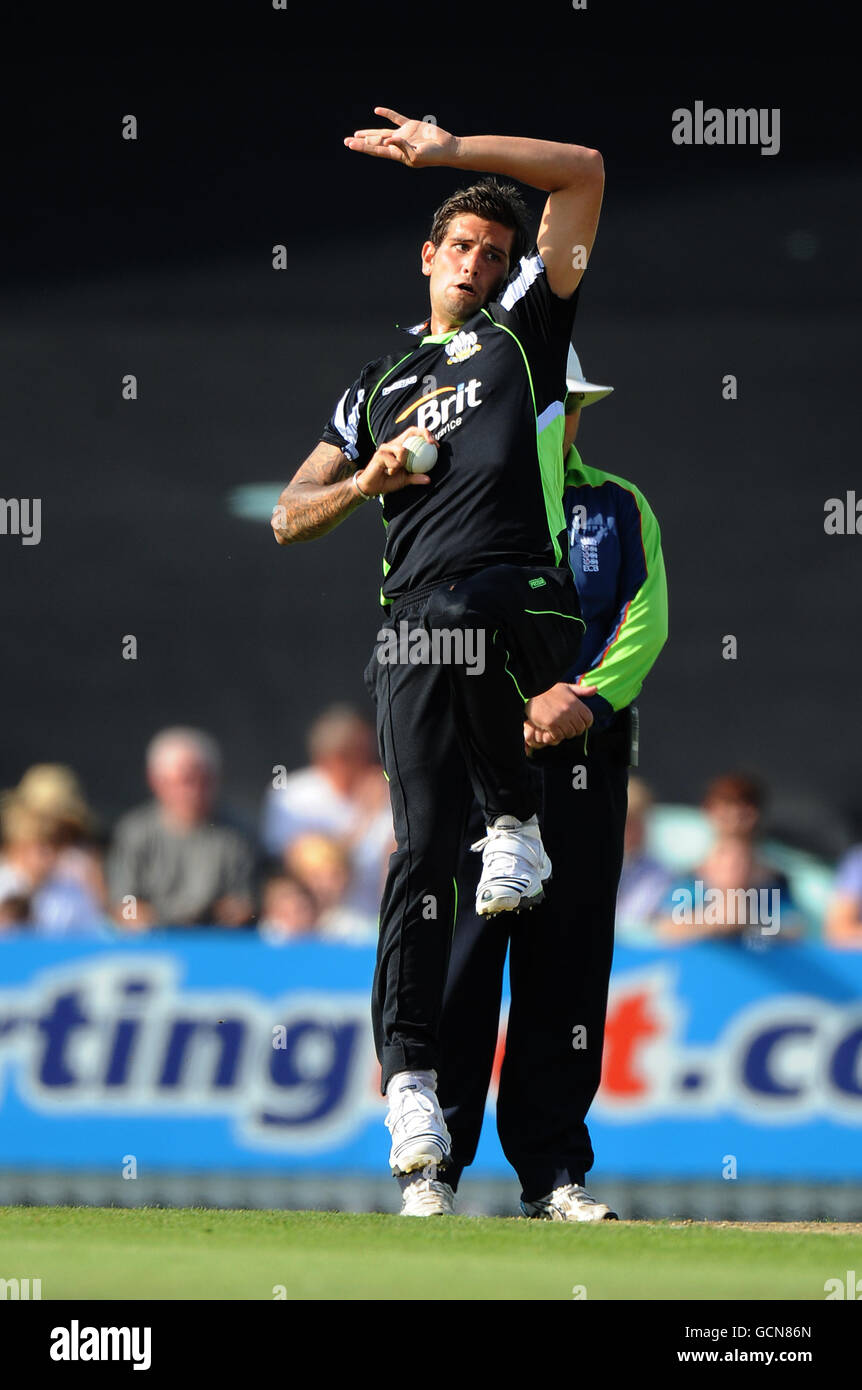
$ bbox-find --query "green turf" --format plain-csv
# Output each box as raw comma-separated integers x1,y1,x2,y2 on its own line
0,1208,858,1300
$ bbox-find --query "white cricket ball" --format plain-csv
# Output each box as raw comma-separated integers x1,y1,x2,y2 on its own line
403,436,438,474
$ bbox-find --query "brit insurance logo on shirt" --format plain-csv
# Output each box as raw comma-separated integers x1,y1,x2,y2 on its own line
569,508,617,573
394,375,484,439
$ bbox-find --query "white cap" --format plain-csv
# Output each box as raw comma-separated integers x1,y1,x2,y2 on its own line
565,345,613,407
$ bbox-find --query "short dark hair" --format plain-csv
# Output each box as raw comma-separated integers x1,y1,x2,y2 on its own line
703,773,765,812
428,177,531,272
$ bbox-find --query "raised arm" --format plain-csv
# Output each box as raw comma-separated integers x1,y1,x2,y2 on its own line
345,109,604,298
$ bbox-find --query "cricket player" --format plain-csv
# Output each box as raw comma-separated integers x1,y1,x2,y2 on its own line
271,111,604,1182
399,348,669,1216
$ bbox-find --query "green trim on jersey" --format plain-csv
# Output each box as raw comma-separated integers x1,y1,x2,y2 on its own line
365,352,418,450
564,445,669,714
481,308,565,566
364,352,418,607
524,609,585,625
380,554,393,608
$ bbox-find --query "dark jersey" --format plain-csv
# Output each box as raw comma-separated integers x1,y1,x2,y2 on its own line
320,245,579,604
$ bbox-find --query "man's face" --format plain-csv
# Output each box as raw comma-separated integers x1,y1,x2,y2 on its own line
705,837,755,892
421,215,515,327
149,748,215,825
315,724,375,795
707,797,760,840
563,404,582,454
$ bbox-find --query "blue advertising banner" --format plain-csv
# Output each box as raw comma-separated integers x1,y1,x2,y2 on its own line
0,938,860,1178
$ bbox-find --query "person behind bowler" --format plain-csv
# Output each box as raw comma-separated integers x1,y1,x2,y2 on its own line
398,347,669,1217
271,110,604,1183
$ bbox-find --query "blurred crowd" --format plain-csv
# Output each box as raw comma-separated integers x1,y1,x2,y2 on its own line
2,711,862,948
0,707,391,945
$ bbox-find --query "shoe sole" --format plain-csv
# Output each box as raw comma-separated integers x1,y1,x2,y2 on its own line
476,886,547,916
476,867,552,917
521,1206,619,1221
390,1139,451,1175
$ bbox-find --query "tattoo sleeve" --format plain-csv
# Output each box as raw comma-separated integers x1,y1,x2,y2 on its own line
271,442,368,544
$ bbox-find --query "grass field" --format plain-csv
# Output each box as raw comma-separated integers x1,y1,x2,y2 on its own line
2,1208,860,1300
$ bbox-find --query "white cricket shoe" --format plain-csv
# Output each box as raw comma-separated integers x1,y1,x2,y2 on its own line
521,1183,618,1222
399,1165,456,1217
385,1070,452,1174
472,813,551,915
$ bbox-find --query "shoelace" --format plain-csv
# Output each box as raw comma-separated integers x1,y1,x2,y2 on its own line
403,1175,453,1209
470,823,542,877
385,1089,435,1136
408,1178,451,1198
550,1184,601,1211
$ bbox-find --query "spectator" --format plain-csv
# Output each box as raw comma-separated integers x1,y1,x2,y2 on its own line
614,777,674,937
825,845,862,948
11,763,107,910
0,794,109,936
258,874,318,942
656,774,805,944
702,773,764,841
262,705,393,920
285,832,377,943
107,727,255,929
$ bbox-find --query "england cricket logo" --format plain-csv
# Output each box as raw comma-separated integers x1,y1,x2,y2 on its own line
569,510,616,572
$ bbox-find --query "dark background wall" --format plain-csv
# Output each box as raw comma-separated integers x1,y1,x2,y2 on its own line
1,7,858,854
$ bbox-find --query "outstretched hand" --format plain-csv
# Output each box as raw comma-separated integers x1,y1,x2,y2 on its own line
343,108,459,168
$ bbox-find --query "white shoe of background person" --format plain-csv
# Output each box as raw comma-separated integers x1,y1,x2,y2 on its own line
521,1183,619,1222
398,1163,456,1217
472,812,552,915
385,1069,452,1174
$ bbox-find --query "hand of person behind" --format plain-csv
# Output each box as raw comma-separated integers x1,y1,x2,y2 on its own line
524,682,598,745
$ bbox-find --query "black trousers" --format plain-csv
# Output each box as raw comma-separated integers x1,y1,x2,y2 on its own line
437,720,629,1202
365,562,583,1093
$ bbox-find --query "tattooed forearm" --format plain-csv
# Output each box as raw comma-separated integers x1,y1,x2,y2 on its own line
271,443,366,544
271,477,358,543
